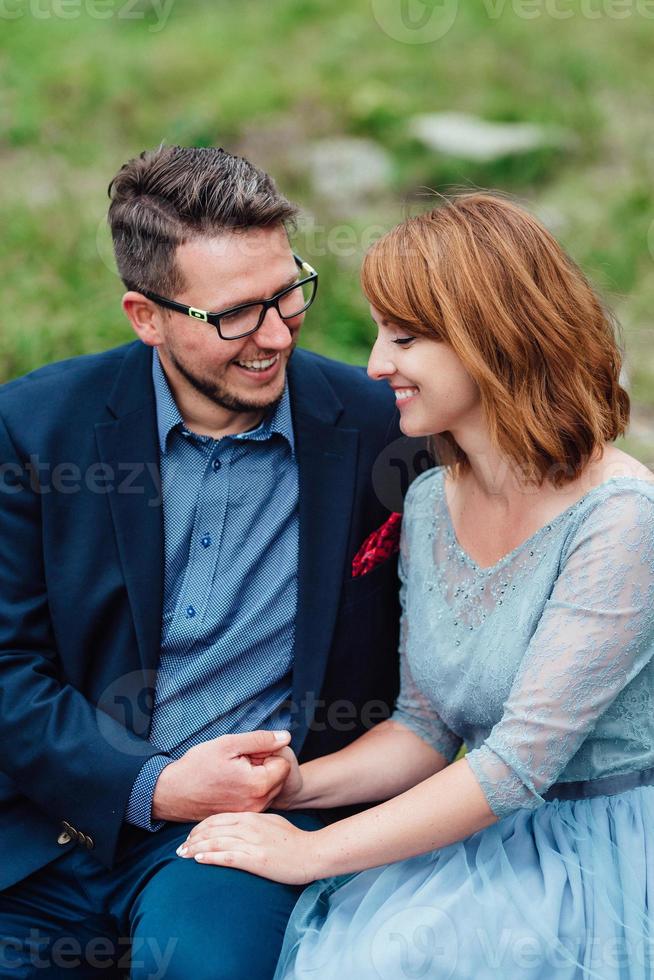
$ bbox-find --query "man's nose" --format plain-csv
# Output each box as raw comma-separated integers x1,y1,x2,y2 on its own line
254,307,295,349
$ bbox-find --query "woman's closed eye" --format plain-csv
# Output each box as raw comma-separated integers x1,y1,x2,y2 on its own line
393,337,416,346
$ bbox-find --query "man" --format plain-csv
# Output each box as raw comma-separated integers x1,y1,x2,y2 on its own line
0,146,403,978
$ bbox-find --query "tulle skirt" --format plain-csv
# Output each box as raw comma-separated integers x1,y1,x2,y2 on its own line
274,786,654,979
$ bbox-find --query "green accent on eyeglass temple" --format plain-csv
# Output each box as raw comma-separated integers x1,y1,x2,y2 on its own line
189,308,208,322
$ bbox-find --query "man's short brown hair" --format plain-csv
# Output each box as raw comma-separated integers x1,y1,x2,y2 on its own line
108,145,300,296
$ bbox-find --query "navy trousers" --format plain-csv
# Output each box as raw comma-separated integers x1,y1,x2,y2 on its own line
0,811,323,979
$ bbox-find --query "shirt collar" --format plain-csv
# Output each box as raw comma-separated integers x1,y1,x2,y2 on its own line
151,348,295,457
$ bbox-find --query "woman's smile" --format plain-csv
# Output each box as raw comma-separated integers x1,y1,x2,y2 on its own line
392,385,419,405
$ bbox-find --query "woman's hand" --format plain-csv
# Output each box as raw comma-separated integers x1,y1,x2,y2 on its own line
245,745,304,809
176,811,321,885
269,746,304,809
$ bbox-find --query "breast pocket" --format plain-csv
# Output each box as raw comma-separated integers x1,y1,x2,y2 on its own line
340,554,400,613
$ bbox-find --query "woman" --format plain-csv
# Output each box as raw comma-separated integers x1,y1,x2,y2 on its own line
178,194,654,978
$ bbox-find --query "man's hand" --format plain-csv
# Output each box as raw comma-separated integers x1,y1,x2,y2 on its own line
151,730,292,823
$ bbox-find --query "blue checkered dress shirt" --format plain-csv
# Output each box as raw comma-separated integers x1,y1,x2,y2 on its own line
125,349,298,831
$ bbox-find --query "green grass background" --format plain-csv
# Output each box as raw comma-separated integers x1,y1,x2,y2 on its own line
1,0,653,461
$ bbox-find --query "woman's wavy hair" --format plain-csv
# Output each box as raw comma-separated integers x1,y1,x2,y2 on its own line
360,192,630,487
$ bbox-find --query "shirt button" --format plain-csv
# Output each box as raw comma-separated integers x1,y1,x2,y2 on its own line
201,535,212,548
212,459,221,472
186,605,196,618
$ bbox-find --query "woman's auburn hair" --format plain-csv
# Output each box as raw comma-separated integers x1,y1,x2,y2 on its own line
360,192,630,488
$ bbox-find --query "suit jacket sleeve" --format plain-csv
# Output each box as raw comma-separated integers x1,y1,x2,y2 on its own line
0,409,163,867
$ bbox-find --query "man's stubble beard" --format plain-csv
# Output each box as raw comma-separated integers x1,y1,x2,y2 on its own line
167,340,297,415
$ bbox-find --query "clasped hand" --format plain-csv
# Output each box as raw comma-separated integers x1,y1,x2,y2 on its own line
151,729,302,823
159,729,317,883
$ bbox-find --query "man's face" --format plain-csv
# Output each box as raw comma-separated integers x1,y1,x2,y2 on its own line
155,225,304,416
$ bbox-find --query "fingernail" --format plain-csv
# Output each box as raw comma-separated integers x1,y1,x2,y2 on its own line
176,845,188,856
195,853,204,862
274,731,290,742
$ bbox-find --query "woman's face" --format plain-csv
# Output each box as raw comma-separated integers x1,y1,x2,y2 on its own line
367,305,481,438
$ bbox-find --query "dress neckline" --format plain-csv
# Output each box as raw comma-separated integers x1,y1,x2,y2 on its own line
437,470,654,574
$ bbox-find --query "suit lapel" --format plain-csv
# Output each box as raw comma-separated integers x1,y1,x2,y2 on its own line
94,343,164,677
92,345,358,744
288,353,359,755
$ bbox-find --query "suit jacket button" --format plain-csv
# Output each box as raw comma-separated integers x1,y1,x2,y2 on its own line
57,831,73,845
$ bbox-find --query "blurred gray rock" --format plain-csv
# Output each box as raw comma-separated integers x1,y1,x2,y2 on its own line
533,204,569,236
409,112,571,162
303,138,393,204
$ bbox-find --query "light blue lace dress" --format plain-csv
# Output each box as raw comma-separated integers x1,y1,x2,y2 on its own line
275,468,654,979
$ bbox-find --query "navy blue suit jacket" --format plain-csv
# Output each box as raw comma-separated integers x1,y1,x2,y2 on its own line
0,341,406,891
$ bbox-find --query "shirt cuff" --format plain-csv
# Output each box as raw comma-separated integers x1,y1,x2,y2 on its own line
125,754,174,832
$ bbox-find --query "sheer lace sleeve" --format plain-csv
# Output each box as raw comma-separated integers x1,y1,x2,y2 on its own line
391,477,463,763
466,486,654,819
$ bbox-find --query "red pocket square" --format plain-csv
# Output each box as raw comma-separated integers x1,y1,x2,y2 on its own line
351,512,402,578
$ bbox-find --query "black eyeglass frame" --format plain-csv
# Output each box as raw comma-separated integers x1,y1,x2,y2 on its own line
137,254,318,340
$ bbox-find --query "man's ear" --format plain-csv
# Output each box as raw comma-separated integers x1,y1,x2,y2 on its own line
122,291,166,347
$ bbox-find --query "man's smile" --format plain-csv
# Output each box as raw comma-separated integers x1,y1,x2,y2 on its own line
231,352,283,381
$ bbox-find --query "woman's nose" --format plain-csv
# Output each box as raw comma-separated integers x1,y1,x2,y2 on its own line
367,342,396,381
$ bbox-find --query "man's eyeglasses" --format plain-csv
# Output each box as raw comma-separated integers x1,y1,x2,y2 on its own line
138,254,318,341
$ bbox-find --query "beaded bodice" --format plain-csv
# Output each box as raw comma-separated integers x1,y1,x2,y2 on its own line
391,467,654,819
